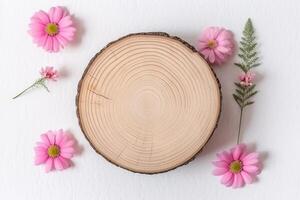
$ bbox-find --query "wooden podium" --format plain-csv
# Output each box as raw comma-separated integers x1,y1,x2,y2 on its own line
76,33,221,174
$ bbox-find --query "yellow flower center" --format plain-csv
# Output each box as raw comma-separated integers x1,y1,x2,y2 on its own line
207,39,217,49
47,145,60,158
45,23,59,36
229,160,242,173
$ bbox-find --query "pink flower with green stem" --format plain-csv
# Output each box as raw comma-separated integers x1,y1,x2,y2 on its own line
13,67,58,99
213,18,262,188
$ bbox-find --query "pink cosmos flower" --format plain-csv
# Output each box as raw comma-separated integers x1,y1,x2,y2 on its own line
29,6,76,52
213,144,260,188
197,27,234,65
239,72,255,86
34,129,76,172
40,66,59,81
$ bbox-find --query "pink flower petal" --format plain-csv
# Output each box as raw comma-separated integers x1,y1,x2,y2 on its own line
241,171,253,184
221,171,233,184
232,173,244,188
60,26,76,34
225,176,234,187
60,152,73,159
29,23,45,32
35,35,48,47
48,7,56,22
219,30,233,40
212,160,229,168
232,174,238,188
199,34,209,41
236,173,245,188
62,140,75,148
58,16,73,28
35,149,47,156
45,36,53,52
59,134,70,146
55,130,64,145
216,46,230,54
35,154,48,165
30,16,46,26
61,147,75,154
52,36,59,52
29,30,46,38
243,165,259,174
34,145,47,152
200,49,211,59
36,142,48,149
213,168,228,176
47,132,56,145
232,144,246,160
208,50,216,63
207,27,217,39
198,41,209,50
216,151,233,162
214,50,225,60
218,39,232,46
55,34,68,47
242,152,259,162
34,11,50,24
54,158,64,170
59,156,70,169
243,158,259,166
52,7,64,23
59,31,75,41
45,158,54,172
40,134,50,145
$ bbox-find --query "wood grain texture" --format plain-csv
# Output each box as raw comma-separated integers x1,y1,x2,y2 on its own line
76,32,221,174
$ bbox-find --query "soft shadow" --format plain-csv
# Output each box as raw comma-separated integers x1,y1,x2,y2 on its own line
151,31,266,174
246,142,269,171
175,32,199,47
203,54,264,156
59,6,85,47
232,71,264,140
202,62,240,156
254,71,264,83
58,66,71,79
239,142,268,184
69,15,85,47
66,129,84,155
173,31,240,157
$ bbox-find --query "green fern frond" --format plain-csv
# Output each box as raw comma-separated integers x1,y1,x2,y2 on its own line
233,18,260,109
233,83,257,108
235,18,260,72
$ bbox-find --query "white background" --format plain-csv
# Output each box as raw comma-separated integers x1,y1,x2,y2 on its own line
1,0,299,199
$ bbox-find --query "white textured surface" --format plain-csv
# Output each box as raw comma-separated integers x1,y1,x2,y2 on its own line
1,0,299,199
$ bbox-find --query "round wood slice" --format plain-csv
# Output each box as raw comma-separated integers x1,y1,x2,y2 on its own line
76,32,221,174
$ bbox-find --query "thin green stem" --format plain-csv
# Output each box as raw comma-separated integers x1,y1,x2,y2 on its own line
13,78,45,99
237,107,244,144
13,83,35,99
